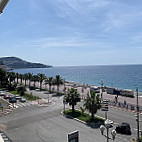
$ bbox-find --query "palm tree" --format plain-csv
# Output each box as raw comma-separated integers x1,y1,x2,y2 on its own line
38,73,46,90
64,88,80,114
16,73,19,84
54,75,63,94
31,75,39,89
83,91,101,121
7,72,16,85
19,74,23,84
23,73,28,86
0,68,7,87
44,77,54,92
27,73,33,88
17,85,26,96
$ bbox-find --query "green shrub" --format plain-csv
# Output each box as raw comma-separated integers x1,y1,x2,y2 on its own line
64,109,104,123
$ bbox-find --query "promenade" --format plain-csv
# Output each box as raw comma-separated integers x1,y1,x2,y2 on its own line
25,79,142,111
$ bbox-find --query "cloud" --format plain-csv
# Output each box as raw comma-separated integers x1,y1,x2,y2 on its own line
100,2,142,32
30,36,110,50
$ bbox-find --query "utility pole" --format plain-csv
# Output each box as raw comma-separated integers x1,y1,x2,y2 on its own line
100,80,104,99
136,88,140,142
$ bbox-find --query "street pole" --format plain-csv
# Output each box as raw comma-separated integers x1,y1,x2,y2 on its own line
107,127,109,142
136,88,140,142
105,111,107,120
100,80,104,99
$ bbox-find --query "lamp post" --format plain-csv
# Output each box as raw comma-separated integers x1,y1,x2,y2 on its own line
136,88,140,142
100,80,104,99
100,119,116,142
0,0,9,14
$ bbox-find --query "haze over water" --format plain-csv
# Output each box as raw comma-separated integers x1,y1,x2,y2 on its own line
13,65,142,92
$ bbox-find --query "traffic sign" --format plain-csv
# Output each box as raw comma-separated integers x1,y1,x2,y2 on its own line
68,131,79,142
102,100,109,111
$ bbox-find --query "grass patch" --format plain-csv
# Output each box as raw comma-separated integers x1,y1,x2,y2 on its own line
64,109,104,124
10,91,40,101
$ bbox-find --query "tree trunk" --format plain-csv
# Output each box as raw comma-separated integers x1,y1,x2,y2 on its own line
49,85,51,92
29,81,30,88
91,111,94,121
40,81,42,90
34,82,35,88
57,85,59,94
17,78,18,84
91,102,94,121
72,104,75,114
25,80,26,86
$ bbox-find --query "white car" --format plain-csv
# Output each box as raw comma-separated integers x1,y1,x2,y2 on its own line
19,97,26,103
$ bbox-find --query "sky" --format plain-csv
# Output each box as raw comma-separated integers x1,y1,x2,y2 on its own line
0,0,142,66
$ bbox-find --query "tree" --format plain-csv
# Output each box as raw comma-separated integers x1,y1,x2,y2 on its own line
31,75,39,89
16,73,19,84
65,88,80,114
27,73,33,87
0,68,7,87
17,85,26,96
7,72,16,84
83,91,101,121
23,73,28,86
44,77,54,92
19,74,23,84
54,75,63,94
38,73,46,90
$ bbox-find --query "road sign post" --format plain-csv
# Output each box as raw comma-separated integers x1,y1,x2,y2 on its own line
68,131,79,142
102,100,109,120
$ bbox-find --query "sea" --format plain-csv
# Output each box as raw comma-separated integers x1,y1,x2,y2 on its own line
13,65,142,92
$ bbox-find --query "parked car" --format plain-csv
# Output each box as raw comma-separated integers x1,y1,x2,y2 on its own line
19,97,26,103
15,95,22,100
115,123,131,135
4,94,10,99
0,92,5,96
9,97,17,103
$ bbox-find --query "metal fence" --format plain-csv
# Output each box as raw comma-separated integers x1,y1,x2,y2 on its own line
108,100,142,113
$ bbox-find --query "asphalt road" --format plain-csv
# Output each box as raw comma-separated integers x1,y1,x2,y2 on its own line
0,91,141,142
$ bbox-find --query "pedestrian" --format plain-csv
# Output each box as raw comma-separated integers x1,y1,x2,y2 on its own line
124,100,126,106
1,106,3,112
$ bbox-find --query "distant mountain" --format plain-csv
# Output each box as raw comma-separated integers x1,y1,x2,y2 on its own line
0,57,52,69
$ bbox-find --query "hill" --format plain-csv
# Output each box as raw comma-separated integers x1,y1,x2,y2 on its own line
0,57,52,69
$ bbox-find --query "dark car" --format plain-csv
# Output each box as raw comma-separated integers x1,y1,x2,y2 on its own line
115,123,131,135
9,97,17,103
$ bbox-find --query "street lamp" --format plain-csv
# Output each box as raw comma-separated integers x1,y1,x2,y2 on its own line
0,0,9,14
100,119,116,142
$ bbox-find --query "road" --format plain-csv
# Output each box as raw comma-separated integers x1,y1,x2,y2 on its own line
0,91,141,141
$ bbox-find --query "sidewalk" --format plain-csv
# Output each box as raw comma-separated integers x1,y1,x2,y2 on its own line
103,92,142,106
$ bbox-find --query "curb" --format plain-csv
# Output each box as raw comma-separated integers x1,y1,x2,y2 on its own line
61,110,113,127
110,106,142,115
61,110,87,125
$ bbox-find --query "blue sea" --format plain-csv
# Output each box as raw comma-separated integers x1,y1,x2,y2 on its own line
13,65,142,92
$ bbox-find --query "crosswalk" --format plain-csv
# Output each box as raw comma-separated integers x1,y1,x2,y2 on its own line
8,101,38,110
0,131,12,142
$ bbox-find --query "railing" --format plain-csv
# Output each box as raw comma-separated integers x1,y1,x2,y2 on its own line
108,100,142,113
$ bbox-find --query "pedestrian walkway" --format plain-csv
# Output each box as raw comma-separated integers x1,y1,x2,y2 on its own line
0,132,12,142
0,101,39,116
11,101,38,109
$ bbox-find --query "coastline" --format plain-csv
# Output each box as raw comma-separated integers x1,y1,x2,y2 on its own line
13,65,142,92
